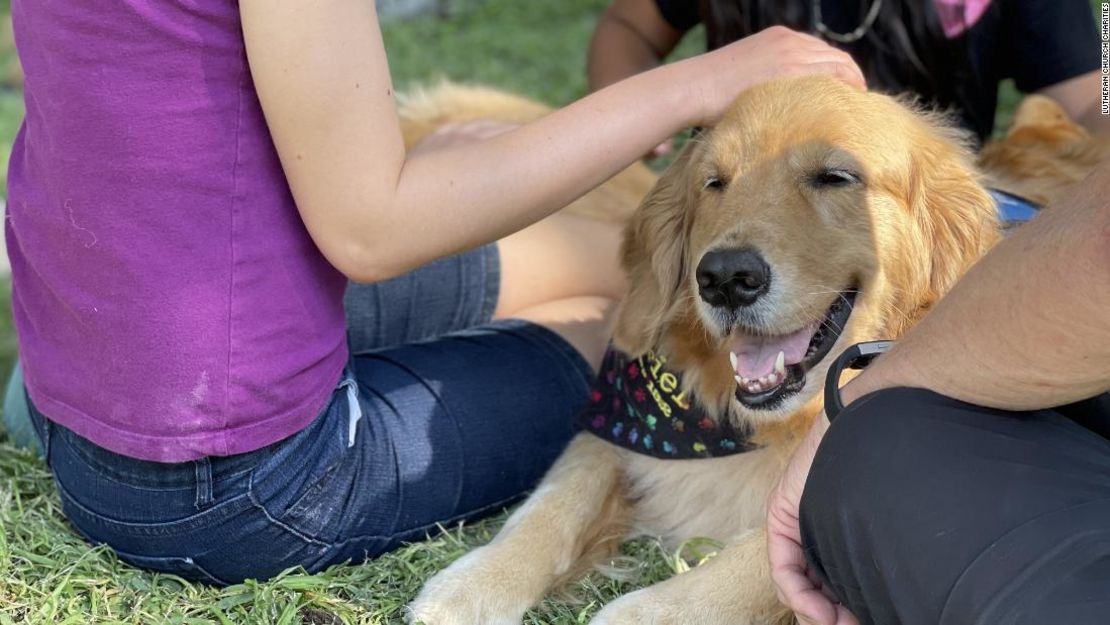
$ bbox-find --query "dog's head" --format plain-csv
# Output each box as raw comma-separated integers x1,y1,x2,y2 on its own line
979,94,1110,208
614,76,999,426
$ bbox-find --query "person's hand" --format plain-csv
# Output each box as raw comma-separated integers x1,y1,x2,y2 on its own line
767,413,860,625
409,120,520,157
685,26,866,126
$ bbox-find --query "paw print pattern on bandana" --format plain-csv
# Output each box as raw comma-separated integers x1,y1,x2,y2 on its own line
577,346,760,459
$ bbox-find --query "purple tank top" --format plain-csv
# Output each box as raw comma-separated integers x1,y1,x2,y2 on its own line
7,0,350,461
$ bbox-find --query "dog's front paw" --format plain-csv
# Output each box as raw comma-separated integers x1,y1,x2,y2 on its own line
407,545,536,625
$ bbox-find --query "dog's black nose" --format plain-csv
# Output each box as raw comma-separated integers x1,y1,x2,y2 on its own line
696,248,771,309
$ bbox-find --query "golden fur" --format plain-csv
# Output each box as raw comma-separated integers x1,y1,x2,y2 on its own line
979,94,1110,208
409,75,1012,625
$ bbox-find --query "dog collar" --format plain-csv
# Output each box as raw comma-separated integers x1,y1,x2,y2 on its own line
577,346,760,459
989,188,1041,228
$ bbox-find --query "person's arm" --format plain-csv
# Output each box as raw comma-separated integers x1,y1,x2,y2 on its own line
239,1,863,283
587,0,690,158
769,162,1110,625
586,0,685,93
841,159,1110,409
1038,71,1110,136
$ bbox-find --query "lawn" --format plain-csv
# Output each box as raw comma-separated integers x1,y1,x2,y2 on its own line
0,1,1095,623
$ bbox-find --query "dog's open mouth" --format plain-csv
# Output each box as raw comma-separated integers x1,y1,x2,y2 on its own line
729,288,858,409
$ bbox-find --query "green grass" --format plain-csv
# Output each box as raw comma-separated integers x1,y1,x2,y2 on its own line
0,1,1093,623
382,0,608,106
0,452,686,624
381,0,704,106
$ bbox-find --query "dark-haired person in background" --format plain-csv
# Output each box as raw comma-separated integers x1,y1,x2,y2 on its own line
588,0,1107,157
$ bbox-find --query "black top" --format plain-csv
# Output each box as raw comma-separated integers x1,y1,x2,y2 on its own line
654,0,1100,139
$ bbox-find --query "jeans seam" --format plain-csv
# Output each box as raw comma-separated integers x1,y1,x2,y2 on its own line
246,472,330,548
319,492,524,555
55,478,253,536
112,548,231,586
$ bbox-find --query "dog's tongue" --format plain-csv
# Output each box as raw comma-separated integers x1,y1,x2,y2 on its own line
730,322,818,379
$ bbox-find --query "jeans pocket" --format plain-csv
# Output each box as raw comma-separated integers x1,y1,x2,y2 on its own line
278,454,361,543
112,551,230,586
252,375,363,545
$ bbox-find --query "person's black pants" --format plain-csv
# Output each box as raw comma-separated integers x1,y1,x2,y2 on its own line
800,387,1110,625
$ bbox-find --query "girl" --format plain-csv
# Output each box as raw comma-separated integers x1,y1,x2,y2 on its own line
3,0,861,584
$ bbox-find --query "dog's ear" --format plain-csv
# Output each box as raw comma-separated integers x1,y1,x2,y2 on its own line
900,121,1000,333
612,144,697,356
1006,94,1088,140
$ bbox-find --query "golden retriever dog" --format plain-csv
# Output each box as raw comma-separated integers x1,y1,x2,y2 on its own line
408,74,1003,625
979,94,1110,208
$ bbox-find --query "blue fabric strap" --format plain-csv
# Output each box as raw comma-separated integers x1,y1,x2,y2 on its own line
989,188,1041,226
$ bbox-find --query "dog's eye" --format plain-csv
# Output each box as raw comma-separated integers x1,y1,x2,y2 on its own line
703,176,725,191
812,169,862,188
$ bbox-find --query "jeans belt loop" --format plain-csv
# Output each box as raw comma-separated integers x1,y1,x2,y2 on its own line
194,456,214,510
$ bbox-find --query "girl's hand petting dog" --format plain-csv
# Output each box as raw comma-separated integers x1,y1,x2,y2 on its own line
685,26,866,126
768,414,861,625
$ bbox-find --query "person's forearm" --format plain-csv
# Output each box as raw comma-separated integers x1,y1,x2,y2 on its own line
587,11,666,92
843,162,1110,410
368,60,703,279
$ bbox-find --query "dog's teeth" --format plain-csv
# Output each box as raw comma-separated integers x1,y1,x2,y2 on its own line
735,374,743,385
775,351,786,376
729,352,738,371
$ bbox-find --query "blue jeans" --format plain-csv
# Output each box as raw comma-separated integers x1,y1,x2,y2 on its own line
16,244,593,584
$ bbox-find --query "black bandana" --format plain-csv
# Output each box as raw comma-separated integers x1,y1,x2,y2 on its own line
576,347,760,459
